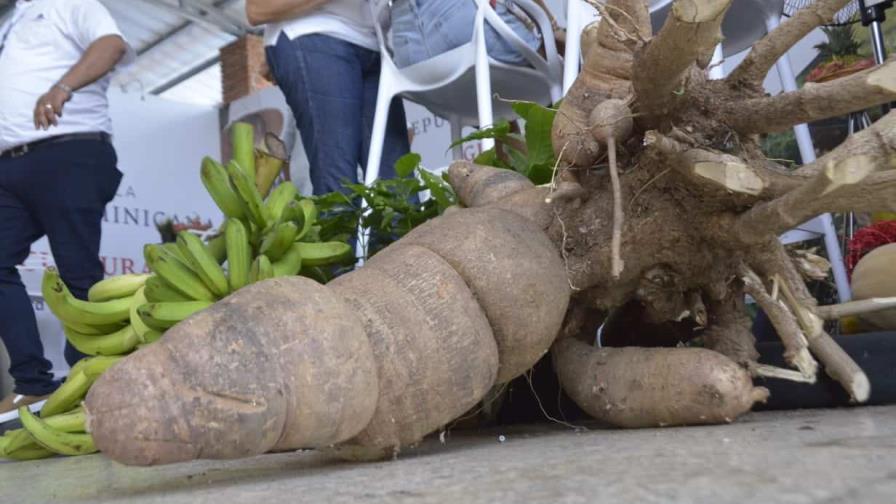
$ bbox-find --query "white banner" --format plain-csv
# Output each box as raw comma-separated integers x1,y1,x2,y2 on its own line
13,90,222,378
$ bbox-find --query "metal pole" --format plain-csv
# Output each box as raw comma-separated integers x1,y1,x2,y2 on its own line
765,14,853,303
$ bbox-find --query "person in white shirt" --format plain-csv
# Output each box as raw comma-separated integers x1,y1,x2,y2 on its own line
246,0,411,196
0,0,131,423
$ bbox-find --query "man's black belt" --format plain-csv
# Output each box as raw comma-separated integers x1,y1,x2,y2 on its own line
0,132,111,159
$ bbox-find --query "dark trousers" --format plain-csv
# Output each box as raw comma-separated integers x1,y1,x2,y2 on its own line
0,139,121,396
265,33,411,196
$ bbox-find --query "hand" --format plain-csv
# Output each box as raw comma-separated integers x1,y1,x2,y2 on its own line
33,86,72,131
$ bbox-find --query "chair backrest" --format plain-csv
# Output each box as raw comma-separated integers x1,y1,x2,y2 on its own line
475,0,562,82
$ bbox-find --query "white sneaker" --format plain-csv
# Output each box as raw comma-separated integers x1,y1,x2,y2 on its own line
0,394,49,424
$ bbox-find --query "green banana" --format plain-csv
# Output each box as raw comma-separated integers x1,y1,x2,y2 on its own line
42,268,131,327
41,371,91,417
201,156,246,220
130,286,154,342
138,300,214,331
249,255,274,283
63,324,140,357
231,122,256,180
0,430,54,460
265,182,297,222
279,200,306,229
295,199,318,240
177,231,229,297
87,274,150,302
60,319,125,336
144,244,216,302
272,244,303,277
225,218,251,291
160,242,191,267
77,355,123,380
19,407,97,456
295,241,354,267
143,329,163,344
227,160,271,228
43,407,87,433
260,221,299,261
143,275,191,303
1,428,35,454
298,225,321,243
207,233,227,264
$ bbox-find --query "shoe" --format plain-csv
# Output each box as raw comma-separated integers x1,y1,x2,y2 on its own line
0,393,50,424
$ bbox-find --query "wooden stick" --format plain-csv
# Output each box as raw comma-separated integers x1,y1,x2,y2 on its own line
816,297,896,320
727,0,852,85
740,264,818,379
723,60,896,134
750,363,817,384
751,244,870,403
777,275,871,403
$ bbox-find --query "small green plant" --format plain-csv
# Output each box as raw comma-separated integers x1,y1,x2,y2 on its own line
455,101,559,185
315,153,456,257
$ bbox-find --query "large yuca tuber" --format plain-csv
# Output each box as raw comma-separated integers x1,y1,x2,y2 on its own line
86,0,896,466
86,171,569,465
553,338,769,428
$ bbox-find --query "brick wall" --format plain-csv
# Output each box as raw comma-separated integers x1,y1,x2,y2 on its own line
220,34,273,104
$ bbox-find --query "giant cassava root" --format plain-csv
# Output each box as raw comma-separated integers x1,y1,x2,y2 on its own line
86,181,569,465
87,0,896,465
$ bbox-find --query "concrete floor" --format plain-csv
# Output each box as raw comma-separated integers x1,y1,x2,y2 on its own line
2,406,896,504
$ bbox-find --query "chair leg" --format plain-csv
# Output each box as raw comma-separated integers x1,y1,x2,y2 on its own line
562,0,582,95
474,24,496,152
357,81,396,263
364,91,396,186
449,116,464,160
819,213,853,303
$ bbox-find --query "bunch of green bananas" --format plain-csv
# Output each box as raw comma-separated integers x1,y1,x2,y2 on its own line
0,123,354,461
0,356,120,459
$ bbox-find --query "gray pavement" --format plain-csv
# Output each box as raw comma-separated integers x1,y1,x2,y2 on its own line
2,406,895,504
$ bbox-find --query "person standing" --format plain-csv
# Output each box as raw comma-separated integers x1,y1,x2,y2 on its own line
0,0,131,422
246,0,411,196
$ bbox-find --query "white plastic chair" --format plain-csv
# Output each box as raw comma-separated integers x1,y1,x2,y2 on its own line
364,0,564,185
357,0,564,261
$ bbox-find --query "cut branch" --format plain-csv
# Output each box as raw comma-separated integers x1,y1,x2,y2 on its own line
643,130,800,197
735,154,877,243
751,244,870,403
727,0,852,85
723,60,896,134
740,264,817,379
750,363,817,384
816,297,896,320
793,111,896,178
632,0,732,124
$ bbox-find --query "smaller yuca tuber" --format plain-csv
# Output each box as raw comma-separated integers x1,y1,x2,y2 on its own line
553,338,769,428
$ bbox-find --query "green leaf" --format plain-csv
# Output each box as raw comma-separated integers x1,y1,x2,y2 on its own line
394,153,422,178
512,101,557,168
526,163,555,185
474,148,499,166
419,169,455,212
448,120,512,149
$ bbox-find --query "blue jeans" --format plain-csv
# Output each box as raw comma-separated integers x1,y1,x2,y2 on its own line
265,33,411,196
391,0,541,68
0,139,121,396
